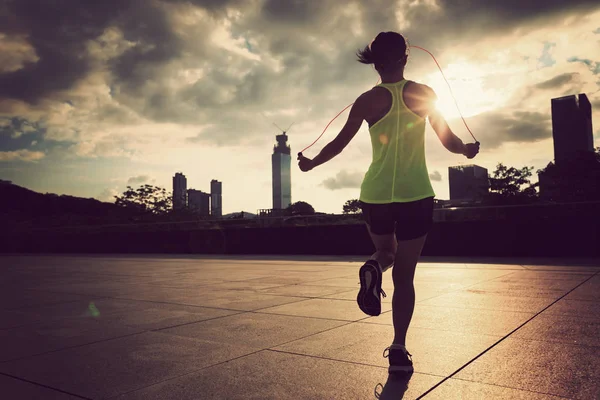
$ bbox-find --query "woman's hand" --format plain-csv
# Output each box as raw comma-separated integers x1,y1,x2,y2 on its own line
297,153,315,172
463,142,480,159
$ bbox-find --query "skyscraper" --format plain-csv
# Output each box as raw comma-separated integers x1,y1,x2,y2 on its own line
173,172,187,210
551,93,594,166
448,165,489,201
272,132,291,209
538,93,598,202
187,189,210,216
210,179,222,218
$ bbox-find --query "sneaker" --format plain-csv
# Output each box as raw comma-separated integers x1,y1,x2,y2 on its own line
383,346,414,374
357,259,386,316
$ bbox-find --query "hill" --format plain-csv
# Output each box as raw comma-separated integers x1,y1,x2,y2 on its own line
0,181,131,229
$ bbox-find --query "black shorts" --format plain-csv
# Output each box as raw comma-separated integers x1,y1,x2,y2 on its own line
360,197,434,241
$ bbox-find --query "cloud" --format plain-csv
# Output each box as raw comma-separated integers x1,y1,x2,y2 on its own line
0,149,44,162
1,0,599,213
469,110,552,149
534,73,579,90
429,171,442,181
0,33,39,73
127,175,152,185
96,187,119,203
321,170,363,190
2,0,599,150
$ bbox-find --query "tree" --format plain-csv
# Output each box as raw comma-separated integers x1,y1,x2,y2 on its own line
343,199,362,214
114,184,172,215
286,201,315,216
485,163,538,205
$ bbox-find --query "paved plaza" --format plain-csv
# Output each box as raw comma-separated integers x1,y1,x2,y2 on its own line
1,254,599,399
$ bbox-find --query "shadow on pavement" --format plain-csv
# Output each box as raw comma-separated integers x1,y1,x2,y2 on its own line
374,372,413,399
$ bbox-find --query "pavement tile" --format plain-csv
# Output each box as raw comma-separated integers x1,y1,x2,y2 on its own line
257,298,392,321
363,305,534,336
0,289,93,311
115,350,440,400
273,322,502,376
116,287,307,311
455,337,600,399
13,298,147,322
193,280,287,291
139,277,230,288
318,288,392,303
512,313,600,347
413,268,513,283
497,270,595,281
462,280,577,298
161,312,346,348
419,290,554,313
561,276,600,301
2,255,599,400
0,315,143,362
0,331,259,399
309,276,363,287
543,298,600,319
522,265,600,272
258,284,354,297
0,374,83,400
319,282,464,304
34,282,160,298
0,309,43,330
426,378,566,399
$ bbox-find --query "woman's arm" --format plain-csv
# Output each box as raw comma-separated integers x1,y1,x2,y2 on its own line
298,92,369,171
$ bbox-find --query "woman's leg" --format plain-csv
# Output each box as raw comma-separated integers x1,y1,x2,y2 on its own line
366,224,397,273
391,233,428,345
357,202,397,316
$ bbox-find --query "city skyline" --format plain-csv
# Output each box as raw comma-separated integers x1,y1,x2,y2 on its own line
171,172,222,216
1,1,599,215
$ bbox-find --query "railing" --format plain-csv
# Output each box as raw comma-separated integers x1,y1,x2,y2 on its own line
6,200,600,235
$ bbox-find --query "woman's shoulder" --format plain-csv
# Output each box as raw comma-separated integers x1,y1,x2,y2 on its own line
405,80,433,94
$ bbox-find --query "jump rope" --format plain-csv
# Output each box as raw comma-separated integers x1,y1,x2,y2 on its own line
298,45,480,158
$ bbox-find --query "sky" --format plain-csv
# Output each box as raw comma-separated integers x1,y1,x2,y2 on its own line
1,0,599,215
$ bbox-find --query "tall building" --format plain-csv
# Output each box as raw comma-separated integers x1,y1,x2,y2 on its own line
187,189,210,216
539,93,598,202
448,165,490,201
551,93,593,166
210,179,222,218
272,132,291,209
173,172,187,210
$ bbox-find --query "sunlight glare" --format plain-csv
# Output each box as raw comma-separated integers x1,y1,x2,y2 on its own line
428,62,503,120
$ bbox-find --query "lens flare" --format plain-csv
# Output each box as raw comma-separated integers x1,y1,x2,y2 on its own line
88,302,100,318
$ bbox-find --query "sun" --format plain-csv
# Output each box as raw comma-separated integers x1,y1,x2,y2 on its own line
426,62,500,120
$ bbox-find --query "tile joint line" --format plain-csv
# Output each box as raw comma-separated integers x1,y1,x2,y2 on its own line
416,270,600,399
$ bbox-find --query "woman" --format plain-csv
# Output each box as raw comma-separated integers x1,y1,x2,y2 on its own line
297,31,480,374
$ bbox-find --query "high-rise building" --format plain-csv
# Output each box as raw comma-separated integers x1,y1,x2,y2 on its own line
551,93,594,166
210,179,222,218
539,93,598,202
173,172,187,210
448,165,490,201
272,132,291,209
187,189,210,216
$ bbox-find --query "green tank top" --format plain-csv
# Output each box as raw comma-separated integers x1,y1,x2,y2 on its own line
359,80,436,203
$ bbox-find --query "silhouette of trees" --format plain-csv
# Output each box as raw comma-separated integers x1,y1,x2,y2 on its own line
286,201,315,215
484,163,538,205
114,184,171,215
343,199,362,214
